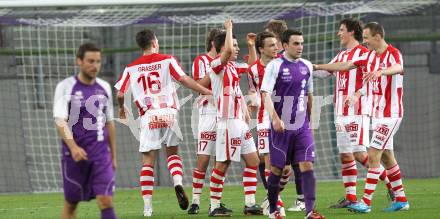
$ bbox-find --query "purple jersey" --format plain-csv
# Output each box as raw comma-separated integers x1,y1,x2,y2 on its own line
261,56,313,130
53,76,114,159
261,56,315,168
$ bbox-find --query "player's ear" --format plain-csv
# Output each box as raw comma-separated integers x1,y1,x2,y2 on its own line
76,57,82,66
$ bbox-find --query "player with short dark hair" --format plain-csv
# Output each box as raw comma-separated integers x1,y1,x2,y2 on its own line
115,29,211,217
54,42,117,219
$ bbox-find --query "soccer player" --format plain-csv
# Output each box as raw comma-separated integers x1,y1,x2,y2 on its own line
114,29,212,217
188,28,223,215
314,22,409,213
261,29,325,219
313,18,393,208
247,31,286,216
265,19,305,212
204,18,262,217
53,43,117,219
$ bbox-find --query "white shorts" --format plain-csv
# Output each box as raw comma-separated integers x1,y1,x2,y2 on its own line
139,109,182,152
370,117,402,150
257,121,270,154
197,114,217,156
334,115,369,154
216,119,256,162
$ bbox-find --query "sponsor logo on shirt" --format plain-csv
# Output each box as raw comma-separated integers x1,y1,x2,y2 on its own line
299,66,308,75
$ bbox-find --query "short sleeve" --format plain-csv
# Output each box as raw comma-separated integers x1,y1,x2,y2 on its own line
101,81,114,122
192,56,206,80
389,49,403,66
247,68,257,92
210,57,225,74
302,59,314,93
260,60,280,94
53,81,71,120
169,57,187,81
353,52,369,67
235,62,248,74
114,68,130,93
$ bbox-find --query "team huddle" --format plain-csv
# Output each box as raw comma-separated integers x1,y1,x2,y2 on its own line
53,17,409,219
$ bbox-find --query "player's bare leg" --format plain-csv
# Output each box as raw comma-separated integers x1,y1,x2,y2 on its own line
61,200,78,219
96,195,117,219
165,145,189,210
242,152,263,215
140,151,157,217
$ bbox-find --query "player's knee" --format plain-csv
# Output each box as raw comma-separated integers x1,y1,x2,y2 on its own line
96,196,113,209
165,146,179,156
353,151,367,162
270,166,282,176
64,200,78,213
299,161,313,172
340,153,355,162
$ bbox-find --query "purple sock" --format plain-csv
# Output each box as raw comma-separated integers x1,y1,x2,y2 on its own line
301,170,316,215
267,172,281,214
258,163,268,190
292,163,303,199
101,207,117,219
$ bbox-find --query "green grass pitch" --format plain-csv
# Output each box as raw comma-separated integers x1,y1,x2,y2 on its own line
0,178,439,218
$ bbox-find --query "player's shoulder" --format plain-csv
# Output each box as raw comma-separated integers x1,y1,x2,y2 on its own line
268,57,284,67
299,58,313,66
96,78,113,96
387,44,402,55
355,44,369,53
56,76,77,88
127,53,174,67
194,53,212,63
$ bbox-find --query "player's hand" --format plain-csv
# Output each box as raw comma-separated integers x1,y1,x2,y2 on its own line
363,70,382,83
344,92,361,107
112,157,117,170
247,105,257,114
246,33,256,46
224,18,233,29
70,145,88,162
272,117,285,133
119,106,126,120
313,64,319,70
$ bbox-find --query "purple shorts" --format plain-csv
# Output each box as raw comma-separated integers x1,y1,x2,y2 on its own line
269,127,315,169
61,152,115,202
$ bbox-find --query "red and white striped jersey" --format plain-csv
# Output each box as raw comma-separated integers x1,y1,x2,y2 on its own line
114,53,186,116
353,44,404,118
248,59,269,124
192,53,216,115
331,44,370,116
210,56,248,120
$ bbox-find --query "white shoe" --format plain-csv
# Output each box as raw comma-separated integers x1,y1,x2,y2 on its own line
143,207,153,217
261,197,270,216
287,199,305,212
279,206,286,217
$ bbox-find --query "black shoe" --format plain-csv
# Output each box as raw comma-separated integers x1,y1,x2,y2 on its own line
209,206,232,217
188,204,200,214
220,203,233,213
243,204,263,215
174,185,189,210
329,197,355,208
387,188,396,202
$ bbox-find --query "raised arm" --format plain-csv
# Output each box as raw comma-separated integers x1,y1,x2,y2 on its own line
246,32,257,65
219,18,234,65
